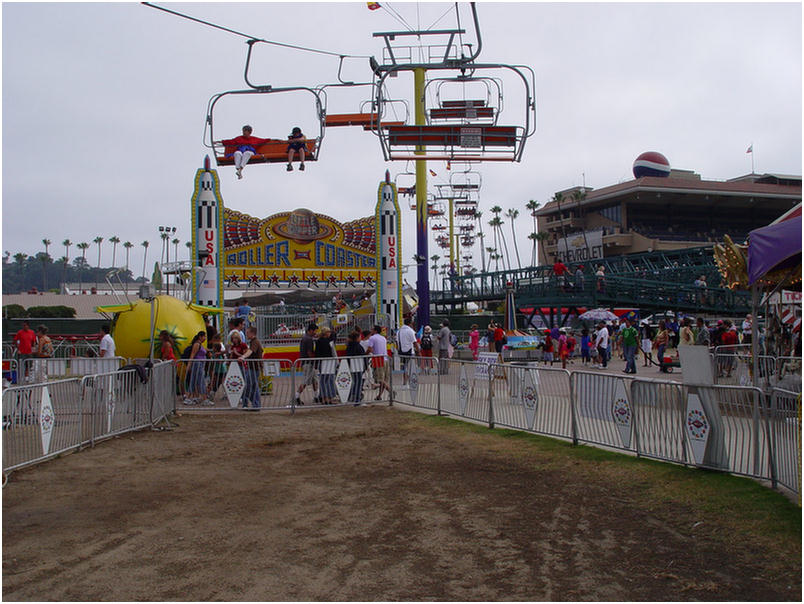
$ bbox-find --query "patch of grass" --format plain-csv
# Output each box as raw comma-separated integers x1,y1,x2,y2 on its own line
407,410,801,567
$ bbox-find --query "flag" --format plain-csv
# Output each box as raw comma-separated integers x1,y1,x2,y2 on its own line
367,2,381,10
746,144,753,154
429,169,437,177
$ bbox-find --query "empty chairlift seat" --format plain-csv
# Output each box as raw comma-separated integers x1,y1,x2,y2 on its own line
384,124,521,162
429,100,496,122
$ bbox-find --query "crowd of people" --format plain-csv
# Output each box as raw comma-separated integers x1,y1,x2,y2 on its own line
518,313,760,376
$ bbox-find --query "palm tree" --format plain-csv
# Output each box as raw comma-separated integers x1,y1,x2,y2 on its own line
77,242,90,293
13,252,27,288
141,241,149,280
534,231,550,266
525,199,541,265
172,238,180,262
61,239,72,292
40,239,52,290
109,236,120,268
506,209,522,269
123,241,133,273
185,241,192,260
475,210,487,273
552,192,568,260
486,245,499,272
92,236,104,289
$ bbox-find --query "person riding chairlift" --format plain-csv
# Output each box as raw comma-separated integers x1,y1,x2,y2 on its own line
221,125,270,180
287,127,306,171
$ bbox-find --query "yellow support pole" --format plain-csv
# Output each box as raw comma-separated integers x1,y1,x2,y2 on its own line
414,67,430,327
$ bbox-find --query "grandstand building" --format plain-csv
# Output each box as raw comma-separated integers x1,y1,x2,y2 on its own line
535,161,802,265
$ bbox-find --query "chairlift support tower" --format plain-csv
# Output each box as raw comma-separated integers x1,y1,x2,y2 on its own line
369,3,536,327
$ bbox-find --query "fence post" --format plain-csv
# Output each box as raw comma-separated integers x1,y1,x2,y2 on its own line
569,372,578,446
767,389,778,490
487,365,495,429
388,356,394,407
436,361,442,416
290,360,297,415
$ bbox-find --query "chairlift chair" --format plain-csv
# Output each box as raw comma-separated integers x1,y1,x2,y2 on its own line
205,87,325,167
373,63,536,163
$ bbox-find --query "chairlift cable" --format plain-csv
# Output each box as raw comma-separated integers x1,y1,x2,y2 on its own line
380,2,415,32
142,2,371,59
425,5,456,31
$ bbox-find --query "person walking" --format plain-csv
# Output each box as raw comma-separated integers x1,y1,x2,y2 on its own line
396,316,419,385
419,325,435,373
345,330,366,403
367,325,392,400
315,327,337,404
469,324,480,361
486,322,496,352
436,319,452,375
594,322,609,368
239,326,263,410
652,320,670,373
695,317,711,347
620,318,639,374
99,325,116,358
294,322,319,405
679,317,695,347
13,320,37,380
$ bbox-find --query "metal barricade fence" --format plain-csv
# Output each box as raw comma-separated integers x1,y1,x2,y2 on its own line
630,380,687,464
3,359,19,385
291,355,394,410
176,357,294,410
21,356,126,384
571,371,638,453
81,368,154,445
393,355,439,411
711,352,776,388
679,384,766,479
2,378,84,473
3,362,178,475
487,362,573,438
768,388,801,494
420,358,800,495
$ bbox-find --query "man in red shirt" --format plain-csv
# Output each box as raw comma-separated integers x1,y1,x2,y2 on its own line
220,125,271,180
553,257,569,291
493,324,506,354
13,320,37,378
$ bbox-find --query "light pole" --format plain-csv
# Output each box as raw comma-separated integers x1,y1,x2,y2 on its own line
159,226,176,295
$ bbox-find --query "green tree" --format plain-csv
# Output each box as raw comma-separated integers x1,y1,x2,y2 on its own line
506,208,521,269
76,242,90,293
109,235,120,268
525,199,541,266
93,236,104,289
123,241,133,273
141,240,149,280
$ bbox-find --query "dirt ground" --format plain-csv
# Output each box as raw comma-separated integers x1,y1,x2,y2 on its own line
2,405,801,601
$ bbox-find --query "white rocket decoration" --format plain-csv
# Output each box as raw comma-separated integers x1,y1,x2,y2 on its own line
192,156,224,308
375,171,403,333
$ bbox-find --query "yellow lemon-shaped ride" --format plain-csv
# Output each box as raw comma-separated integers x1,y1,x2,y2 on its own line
96,295,211,359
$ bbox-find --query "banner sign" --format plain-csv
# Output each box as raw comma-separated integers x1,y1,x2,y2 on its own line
555,229,604,264
221,208,378,288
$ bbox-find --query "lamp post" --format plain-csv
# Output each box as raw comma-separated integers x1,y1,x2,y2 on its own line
158,226,176,295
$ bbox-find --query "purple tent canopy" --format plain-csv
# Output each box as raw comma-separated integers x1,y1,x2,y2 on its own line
747,215,802,285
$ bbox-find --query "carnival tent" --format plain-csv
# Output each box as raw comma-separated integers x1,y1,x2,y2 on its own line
748,214,802,285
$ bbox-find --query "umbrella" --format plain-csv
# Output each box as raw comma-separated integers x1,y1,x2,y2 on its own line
579,308,618,321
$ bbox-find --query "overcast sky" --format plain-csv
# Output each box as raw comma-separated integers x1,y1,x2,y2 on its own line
2,1,801,282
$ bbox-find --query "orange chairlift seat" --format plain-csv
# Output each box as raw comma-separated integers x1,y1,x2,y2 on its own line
383,124,522,162
215,137,318,166
429,99,496,122
325,112,405,131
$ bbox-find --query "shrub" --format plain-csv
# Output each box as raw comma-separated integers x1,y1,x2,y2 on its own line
3,304,27,319
26,305,76,318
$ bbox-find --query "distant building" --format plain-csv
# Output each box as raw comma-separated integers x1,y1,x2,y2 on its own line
535,159,801,265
